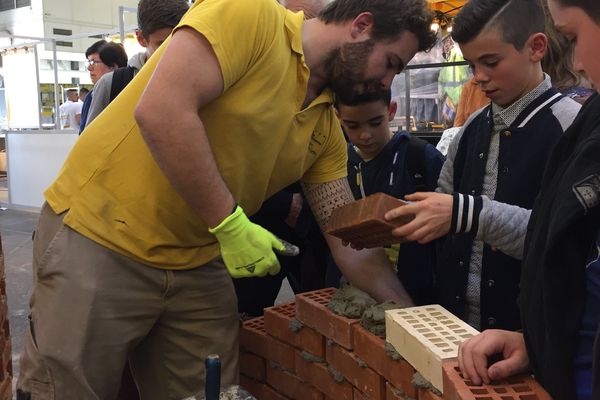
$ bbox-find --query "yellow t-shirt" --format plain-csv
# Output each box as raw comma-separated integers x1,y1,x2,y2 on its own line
45,0,347,269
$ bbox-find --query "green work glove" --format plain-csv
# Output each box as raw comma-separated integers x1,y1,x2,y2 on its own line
208,205,299,278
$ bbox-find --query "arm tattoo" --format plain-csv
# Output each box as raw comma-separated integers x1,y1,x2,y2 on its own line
302,178,355,229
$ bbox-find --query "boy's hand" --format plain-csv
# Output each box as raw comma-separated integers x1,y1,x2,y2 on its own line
458,330,531,385
384,192,452,244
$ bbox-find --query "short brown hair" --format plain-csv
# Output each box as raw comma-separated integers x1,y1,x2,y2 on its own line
137,0,189,39
318,0,436,52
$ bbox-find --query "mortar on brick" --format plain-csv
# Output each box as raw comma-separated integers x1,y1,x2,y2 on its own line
360,301,402,336
268,361,295,374
355,356,367,368
327,365,345,383
327,285,376,319
301,350,325,363
288,318,303,333
385,342,402,361
412,372,442,396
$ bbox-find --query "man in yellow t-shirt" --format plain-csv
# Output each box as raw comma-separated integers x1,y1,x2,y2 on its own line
17,0,435,398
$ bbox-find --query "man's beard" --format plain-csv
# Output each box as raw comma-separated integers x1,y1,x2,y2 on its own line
324,39,380,104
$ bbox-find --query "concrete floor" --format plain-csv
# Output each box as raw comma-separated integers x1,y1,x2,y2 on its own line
0,176,294,391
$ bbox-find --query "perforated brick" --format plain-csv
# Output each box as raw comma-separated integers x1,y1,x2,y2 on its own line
352,325,416,398
240,352,267,382
241,317,295,371
266,362,324,400
325,193,413,248
385,305,479,393
326,342,385,400
295,351,353,400
442,361,552,400
296,288,358,349
264,302,326,357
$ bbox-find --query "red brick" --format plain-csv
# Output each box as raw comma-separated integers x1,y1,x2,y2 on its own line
295,350,353,400
0,377,11,400
419,388,443,400
295,288,359,349
266,362,324,400
240,317,295,371
353,387,370,400
385,382,405,400
264,302,326,357
325,193,413,248
442,361,552,399
352,325,417,398
240,375,290,400
240,352,267,382
326,342,384,400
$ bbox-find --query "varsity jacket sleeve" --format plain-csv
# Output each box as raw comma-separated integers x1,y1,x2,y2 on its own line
437,108,529,259
451,194,530,260
85,71,113,128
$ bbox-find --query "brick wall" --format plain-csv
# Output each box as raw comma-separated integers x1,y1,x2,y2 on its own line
0,238,12,400
240,288,551,400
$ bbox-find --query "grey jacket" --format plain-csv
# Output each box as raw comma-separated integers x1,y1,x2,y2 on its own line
85,52,148,127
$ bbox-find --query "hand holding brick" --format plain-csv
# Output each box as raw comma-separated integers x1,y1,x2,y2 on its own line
325,193,414,248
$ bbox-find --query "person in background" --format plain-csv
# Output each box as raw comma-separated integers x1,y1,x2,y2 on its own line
78,87,90,103
457,1,600,398
383,0,581,331
85,0,189,127
453,78,489,127
79,40,128,133
328,88,445,304
59,88,82,130
542,0,595,104
16,0,436,397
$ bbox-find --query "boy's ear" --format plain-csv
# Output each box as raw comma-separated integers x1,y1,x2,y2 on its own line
527,32,547,63
350,12,374,39
135,29,148,48
388,100,397,121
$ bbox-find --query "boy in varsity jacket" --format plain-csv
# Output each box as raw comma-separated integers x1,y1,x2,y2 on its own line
383,0,581,330
331,88,445,305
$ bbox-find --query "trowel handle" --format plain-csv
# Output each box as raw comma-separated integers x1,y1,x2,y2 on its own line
205,354,221,400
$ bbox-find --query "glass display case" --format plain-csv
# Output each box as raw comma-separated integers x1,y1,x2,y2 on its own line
391,35,470,145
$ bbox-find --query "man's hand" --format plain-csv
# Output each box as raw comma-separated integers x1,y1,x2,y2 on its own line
458,329,531,385
285,193,303,228
209,206,299,278
384,192,453,244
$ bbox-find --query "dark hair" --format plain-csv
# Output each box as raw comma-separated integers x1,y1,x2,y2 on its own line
85,40,108,58
66,89,77,94
452,0,545,50
137,0,189,39
318,0,436,52
79,87,90,94
552,0,600,22
98,42,128,68
542,1,580,91
335,88,392,108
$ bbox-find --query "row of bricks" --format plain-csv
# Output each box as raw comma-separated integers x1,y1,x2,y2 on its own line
243,288,551,400
293,289,552,399
242,323,549,400
0,246,13,400
241,295,439,400
241,299,418,397
241,354,442,400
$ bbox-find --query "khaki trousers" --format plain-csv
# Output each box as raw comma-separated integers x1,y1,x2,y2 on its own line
17,203,239,400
